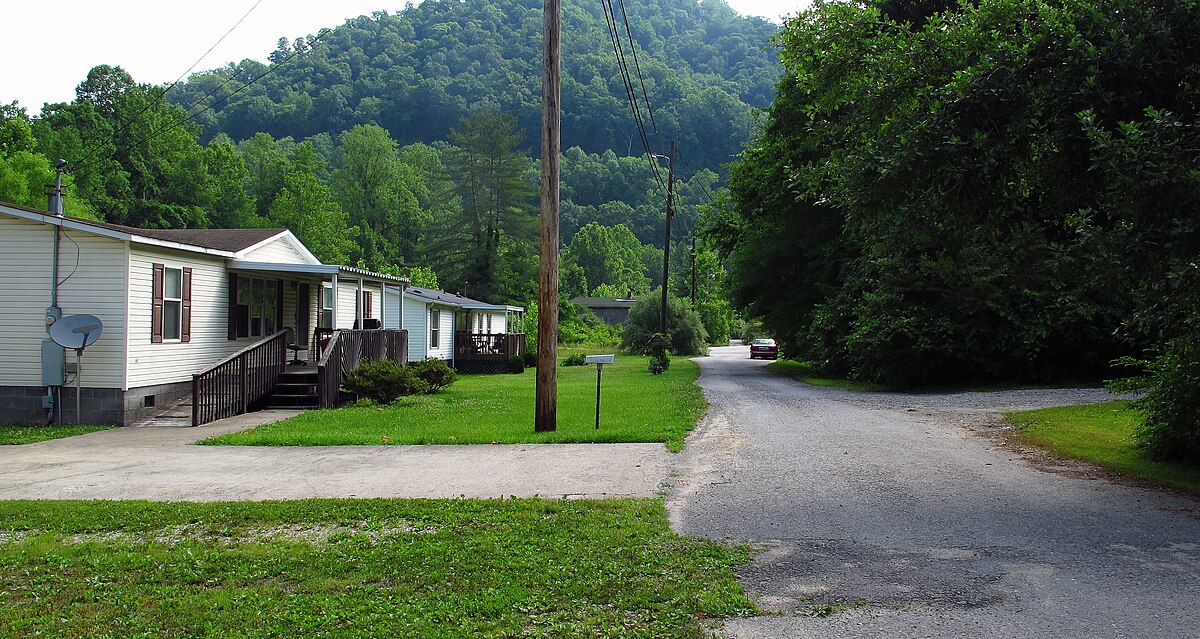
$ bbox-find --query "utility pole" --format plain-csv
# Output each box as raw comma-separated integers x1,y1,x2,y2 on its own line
690,235,697,306
535,0,561,432
659,141,675,335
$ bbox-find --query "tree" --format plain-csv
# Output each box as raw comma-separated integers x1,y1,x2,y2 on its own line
725,0,1200,391
34,65,211,228
620,289,709,356
202,135,258,228
268,145,359,265
333,124,430,270
436,112,536,302
566,222,652,296
239,132,293,218
0,102,95,218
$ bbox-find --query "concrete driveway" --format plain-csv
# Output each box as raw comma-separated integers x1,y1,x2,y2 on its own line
0,410,671,501
669,345,1200,639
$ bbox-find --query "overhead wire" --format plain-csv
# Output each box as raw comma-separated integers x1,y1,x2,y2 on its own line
615,0,663,154
69,0,267,177
70,0,365,185
72,25,334,185
600,0,664,190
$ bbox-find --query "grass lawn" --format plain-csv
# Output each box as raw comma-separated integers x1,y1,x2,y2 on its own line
765,360,887,392
1006,401,1200,495
0,424,114,445
0,498,753,638
205,357,705,452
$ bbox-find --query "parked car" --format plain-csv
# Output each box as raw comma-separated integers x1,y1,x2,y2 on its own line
749,338,778,360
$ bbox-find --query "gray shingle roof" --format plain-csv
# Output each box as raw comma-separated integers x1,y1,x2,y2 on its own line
1,199,286,253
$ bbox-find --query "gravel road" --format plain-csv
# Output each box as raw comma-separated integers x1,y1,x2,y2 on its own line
668,345,1200,639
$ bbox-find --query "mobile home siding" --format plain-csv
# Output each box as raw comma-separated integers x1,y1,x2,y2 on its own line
126,247,246,388
401,298,427,360
428,305,455,361
240,236,309,264
0,218,127,387
334,279,383,329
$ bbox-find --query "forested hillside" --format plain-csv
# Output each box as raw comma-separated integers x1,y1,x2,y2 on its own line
170,0,780,175
2,0,765,342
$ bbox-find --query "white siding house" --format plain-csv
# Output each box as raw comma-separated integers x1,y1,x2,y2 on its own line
0,201,408,426
385,286,458,363
383,286,525,372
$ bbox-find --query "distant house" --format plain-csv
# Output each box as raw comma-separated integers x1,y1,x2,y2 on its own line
570,296,638,326
385,287,526,372
0,200,408,426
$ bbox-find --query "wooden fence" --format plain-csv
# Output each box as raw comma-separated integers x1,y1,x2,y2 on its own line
192,329,288,426
454,332,526,374
317,329,409,408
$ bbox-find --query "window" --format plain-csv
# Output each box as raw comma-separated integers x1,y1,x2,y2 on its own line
163,267,182,340
229,275,279,339
430,308,440,348
486,314,492,333
320,285,334,328
152,263,190,343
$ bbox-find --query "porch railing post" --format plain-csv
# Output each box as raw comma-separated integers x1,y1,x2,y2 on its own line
239,353,248,413
192,374,200,427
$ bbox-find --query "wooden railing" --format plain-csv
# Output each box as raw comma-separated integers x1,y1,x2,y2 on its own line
453,332,526,373
192,329,289,426
454,332,527,361
317,329,409,409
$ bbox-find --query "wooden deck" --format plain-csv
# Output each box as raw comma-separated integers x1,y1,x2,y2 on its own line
454,332,526,374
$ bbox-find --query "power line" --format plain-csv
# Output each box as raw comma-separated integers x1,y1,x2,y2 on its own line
600,0,664,190
678,155,722,212
69,0,267,177
615,0,663,154
73,26,333,185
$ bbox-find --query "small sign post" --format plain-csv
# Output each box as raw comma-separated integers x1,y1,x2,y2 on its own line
584,354,615,430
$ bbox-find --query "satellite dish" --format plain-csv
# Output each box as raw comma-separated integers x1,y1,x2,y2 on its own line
50,314,103,350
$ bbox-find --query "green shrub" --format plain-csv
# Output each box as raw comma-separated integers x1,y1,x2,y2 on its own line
1112,330,1200,463
563,353,587,366
522,352,537,368
698,297,735,345
559,307,623,345
649,353,670,374
343,359,429,404
410,358,457,392
620,289,709,356
507,356,526,374
647,335,671,374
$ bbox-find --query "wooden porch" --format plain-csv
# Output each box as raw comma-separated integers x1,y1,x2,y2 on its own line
191,328,408,426
454,332,527,374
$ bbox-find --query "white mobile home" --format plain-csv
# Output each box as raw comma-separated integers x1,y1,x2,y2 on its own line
0,201,408,425
384,287,526,372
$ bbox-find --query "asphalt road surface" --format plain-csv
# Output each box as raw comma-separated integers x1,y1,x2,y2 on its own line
668,345,1200,639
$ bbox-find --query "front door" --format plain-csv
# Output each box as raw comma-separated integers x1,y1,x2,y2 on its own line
297,283,311,345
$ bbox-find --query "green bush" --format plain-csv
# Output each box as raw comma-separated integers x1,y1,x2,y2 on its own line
1112,330,1200,463
559,307,623,345
342,359,429,404
507,355,526,374
410,358,457,392
522,352,537,368
620,289,709,356
563,353,587,366
698,297,735,345
649,352,670,375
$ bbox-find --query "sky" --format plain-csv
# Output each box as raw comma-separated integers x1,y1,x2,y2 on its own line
1,0,813,115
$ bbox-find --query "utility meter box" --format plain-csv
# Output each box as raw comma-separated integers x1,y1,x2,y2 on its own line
584,354,615,365
41,339,65,386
